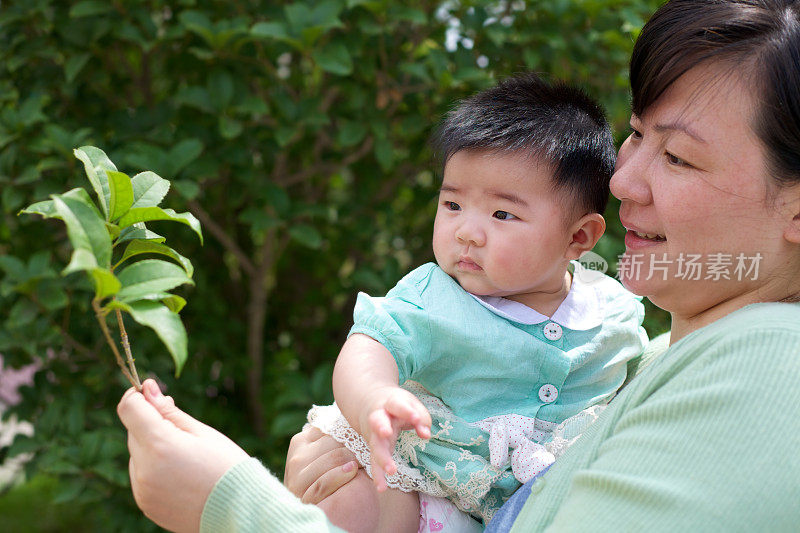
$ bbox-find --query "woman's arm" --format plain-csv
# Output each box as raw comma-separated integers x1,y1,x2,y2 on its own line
117,380,344,532
510,320,800,531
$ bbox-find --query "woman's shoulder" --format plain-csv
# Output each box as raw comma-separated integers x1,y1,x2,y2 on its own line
694,301,800,344
724,301,800,330
665,302,800,379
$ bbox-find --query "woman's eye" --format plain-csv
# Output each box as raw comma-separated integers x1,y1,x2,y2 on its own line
666,152,691,167
629,127,643,140
493,210,516,220
445,201,461,211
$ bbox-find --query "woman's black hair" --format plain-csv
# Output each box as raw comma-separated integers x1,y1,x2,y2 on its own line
432,73,616,215
631,0,800,187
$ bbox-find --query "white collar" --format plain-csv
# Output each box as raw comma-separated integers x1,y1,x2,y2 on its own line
469,262,603,330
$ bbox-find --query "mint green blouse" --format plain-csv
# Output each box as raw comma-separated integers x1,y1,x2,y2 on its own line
348,263,648,424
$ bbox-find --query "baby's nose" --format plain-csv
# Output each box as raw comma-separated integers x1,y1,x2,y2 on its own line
455,220,486,246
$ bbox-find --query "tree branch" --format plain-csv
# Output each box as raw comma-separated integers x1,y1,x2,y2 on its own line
279,136,374,187
187,199,256,277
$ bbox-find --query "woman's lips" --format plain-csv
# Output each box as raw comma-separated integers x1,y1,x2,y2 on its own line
457,259,483,271
624,230,667,250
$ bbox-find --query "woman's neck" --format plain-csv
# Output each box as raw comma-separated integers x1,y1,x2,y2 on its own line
669,277,800,344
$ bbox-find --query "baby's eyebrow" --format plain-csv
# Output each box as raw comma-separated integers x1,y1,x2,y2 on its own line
488,190,529,207
439,185,459,194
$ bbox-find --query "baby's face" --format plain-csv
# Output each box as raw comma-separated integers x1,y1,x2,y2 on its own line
433,149,576,303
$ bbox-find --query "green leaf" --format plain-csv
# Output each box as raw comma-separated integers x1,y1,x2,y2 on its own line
74,146,117,219
20,199,58,218
169,139,203,174
69,1,113,18
172,180,200,200
117,240,194,277
105,222,121,239
0,256,26,280
250,21,290,40
116,259,194,302
147,293,187,313
8,299,37,328
88,268,121,299
64,53,90,82
117,207,203,244
337,120,367,147
117,224,166,244
289,224,322,248
208,70,234,110
312,42,353,76
52,193,112,272
219,116,243,139
130,171,170,209
107,170,134,221
115,292,187,313
36,281,69,311
20,188,103,221
125,301,187,376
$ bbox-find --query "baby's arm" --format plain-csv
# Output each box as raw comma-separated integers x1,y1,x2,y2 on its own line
332,333,431,491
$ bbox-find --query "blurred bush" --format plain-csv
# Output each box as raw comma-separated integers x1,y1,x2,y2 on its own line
0,0,665,529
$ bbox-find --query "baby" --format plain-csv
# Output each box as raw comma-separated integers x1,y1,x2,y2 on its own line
306,73,647,532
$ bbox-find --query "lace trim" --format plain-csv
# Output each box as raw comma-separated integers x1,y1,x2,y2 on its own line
307,382,605,522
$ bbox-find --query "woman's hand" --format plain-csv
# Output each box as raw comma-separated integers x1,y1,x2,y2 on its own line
284,425,360,503
117,379,249,533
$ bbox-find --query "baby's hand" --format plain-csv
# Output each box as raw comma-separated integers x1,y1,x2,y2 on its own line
362,387,431,492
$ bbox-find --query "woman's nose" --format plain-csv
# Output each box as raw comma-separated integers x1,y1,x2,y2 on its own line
610,139,653,205
455,218,486,247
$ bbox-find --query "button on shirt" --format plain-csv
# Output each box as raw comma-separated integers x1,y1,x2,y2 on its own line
543,322,563,341
538,384,558,403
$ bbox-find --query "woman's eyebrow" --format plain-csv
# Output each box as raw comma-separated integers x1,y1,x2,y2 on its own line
654,121,707,144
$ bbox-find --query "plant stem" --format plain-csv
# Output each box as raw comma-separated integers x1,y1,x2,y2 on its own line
92,299,140,391
115,308,142,388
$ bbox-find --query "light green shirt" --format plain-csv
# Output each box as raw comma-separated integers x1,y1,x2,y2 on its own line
200,302,800,532
349,263,647,423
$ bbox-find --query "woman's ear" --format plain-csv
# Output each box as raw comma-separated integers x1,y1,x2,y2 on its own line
782,190,800,244
565,213,606,260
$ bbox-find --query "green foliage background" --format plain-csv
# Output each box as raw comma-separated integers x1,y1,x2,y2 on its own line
0,0,667,529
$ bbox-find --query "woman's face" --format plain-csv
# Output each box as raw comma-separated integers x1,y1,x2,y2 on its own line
611,63,800,320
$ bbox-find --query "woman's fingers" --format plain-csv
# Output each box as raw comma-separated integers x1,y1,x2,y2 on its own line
291,446,359,498
284,430,358,497
300,458,359,504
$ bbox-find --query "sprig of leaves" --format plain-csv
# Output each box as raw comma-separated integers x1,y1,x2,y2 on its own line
20,146,202,388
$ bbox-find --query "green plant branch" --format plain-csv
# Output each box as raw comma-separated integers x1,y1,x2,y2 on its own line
115,308,141,388
92,299,140,391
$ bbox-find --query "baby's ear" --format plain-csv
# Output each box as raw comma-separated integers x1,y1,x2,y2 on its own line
565,213,605,261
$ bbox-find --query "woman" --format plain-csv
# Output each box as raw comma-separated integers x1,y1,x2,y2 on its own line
117,0,800,531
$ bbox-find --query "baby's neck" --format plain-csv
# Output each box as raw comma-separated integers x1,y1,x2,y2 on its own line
503,271,572,317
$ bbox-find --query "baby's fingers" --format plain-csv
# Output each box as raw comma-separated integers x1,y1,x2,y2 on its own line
384,395,431,439
369,436,396,492
368,408,395,440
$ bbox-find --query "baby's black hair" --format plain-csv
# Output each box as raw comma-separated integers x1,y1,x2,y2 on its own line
432,72,615,215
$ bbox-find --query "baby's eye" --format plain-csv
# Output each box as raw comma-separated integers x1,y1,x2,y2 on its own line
493,210,516,220
445,201,461,211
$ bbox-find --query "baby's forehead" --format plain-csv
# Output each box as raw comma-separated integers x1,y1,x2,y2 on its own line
444,147,556,174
